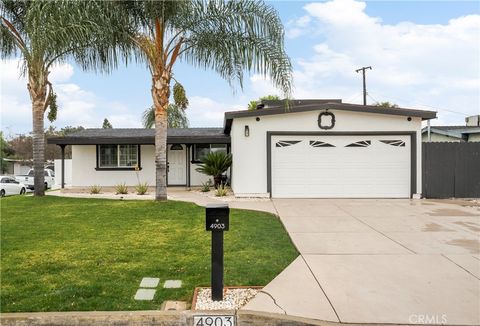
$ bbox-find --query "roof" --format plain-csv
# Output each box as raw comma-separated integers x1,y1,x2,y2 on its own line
47,128,230,145
223,100,437,133
421,125,480,139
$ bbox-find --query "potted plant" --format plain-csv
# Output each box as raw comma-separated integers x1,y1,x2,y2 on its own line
195,151,232,188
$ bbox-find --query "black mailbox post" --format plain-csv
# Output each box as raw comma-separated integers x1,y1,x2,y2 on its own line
206,203,229,301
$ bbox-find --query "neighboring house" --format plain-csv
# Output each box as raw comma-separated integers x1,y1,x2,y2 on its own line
421,114,480,143
49,99,436,199
1,158,33,175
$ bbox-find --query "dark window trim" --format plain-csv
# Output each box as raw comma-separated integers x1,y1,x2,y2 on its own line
95,144,142,171
266,131,417,198
191,143,229,164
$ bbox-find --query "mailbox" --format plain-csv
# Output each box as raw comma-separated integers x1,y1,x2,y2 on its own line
206,203,229,231
206,203,229,301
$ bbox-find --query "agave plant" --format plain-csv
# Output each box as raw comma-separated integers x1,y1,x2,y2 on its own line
195,151,232,188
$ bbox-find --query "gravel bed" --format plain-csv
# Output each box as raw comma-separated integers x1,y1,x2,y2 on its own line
194,288,259,310
196,190,270,202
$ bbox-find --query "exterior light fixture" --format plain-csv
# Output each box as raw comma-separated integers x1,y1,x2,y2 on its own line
244,125,250,137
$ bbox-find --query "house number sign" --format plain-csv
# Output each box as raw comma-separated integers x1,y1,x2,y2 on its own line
318,111,335,130
193,315,235,326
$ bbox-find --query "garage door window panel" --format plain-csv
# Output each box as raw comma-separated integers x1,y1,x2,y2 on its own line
345,140,371,147
276,140,301,147
310,141,335,147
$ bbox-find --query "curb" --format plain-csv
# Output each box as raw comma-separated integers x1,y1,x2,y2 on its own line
0,310,460,326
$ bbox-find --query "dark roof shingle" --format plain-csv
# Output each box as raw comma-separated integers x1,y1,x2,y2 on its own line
48,128,230,145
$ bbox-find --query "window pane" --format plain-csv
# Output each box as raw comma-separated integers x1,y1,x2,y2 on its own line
99,145,118,167
119,145,138,167
210,144,227,153
195,144,210,161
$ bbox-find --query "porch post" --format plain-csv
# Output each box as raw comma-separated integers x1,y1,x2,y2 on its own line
60,144,66,189
227,144,232,186
186,144,191,189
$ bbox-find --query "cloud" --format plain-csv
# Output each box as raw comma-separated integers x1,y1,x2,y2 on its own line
248,75,282,98
0,59,142,134
186,96,244,128
287,0,480,125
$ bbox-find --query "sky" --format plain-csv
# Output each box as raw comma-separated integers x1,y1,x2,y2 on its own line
1,0,479,137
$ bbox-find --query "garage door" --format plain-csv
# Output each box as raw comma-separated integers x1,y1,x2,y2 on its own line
271,135,411,198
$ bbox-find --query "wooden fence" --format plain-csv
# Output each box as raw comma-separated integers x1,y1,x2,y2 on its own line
422,142,480,198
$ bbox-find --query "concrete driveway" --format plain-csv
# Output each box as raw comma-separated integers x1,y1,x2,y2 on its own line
243,199,480,325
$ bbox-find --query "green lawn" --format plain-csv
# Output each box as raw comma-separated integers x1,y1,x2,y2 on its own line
0,196,297,312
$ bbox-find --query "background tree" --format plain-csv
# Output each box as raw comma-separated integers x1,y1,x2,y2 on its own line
143,104,189,129
1,0,130,196
0,131,15,173
375,101,399,108
102,118,113,129
248,94,281,110
122,0,292,200
8,125,84,162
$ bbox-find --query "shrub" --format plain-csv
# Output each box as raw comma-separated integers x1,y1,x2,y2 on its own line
135,182,149,195
115,183,128,195
201,180,212,192
89,185,102,194
215,184,228,197
195,151,232,188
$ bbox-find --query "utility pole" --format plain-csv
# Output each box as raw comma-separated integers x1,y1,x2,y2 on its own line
355,66,372,105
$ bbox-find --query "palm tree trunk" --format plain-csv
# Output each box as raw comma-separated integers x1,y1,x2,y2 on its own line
152,70,171,201
32,96,46,196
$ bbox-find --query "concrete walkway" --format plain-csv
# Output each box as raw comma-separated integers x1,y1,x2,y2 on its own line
243,199,480,325
48,187,278,214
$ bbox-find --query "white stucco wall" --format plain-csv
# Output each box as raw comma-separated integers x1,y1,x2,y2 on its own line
54,159,72,186
71,145,156,187
230,109,423,197
71,144,213,187
13,163,31,175
190,162,212,186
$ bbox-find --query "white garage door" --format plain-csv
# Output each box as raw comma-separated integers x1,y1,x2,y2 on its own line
271,135,411,198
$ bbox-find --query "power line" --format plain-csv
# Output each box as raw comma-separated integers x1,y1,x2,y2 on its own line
367,93,380,104
345,92,362,103
367,91,472,116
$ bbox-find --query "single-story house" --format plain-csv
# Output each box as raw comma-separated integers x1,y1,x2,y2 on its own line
48,99,437,198
2,158,33,175
421,126,480,142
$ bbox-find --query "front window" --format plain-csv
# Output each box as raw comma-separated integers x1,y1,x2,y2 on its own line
98,145,139,168
194,144,227,162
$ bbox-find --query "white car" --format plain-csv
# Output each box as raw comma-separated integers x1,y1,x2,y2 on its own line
0,176,27,197
15,168,55,190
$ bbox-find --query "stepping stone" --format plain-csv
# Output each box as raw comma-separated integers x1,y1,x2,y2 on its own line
134,289,156,301
139,277,160,288
163,280,182,288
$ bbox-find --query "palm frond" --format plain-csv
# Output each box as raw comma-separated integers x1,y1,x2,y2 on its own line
142,104,189,129
171,0,292,97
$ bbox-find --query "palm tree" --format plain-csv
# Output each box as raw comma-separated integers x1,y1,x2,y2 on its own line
0,0,129,196
124,0,292,200
143,104,189,129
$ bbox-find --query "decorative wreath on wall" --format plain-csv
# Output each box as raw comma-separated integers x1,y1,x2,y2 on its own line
318,111,336,130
